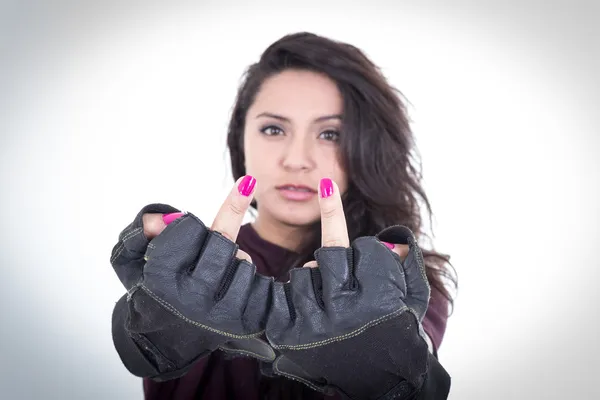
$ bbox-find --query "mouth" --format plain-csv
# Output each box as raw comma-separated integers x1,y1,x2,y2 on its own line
276,184,317,193
276,184,317,201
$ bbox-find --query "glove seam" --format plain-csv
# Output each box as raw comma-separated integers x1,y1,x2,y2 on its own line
217,345,275,362
272,305,411,350
407,240,429,289
111,227,145,264
139,284,266,340
129,331,178,372
272,356,328,394
121,226,144,243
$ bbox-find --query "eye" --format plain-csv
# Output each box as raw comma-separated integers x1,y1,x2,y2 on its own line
319,130,340,142
260,125,284,136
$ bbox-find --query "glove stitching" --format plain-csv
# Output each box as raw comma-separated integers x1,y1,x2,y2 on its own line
272,305,409,350
139,283,266,340
408,240,429,287
122,227,143,242
217,345,275,362
117,223,135,241
126,282,141,301
110,227,144,264
405,244,430,319
110,243,125,264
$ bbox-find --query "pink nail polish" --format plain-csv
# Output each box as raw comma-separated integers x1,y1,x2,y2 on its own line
238,175,256,197
162,212,184,225
319,178,334,198
382,241,395,250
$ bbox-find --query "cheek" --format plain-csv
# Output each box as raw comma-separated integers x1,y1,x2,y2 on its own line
243,132,262,173
334,166,348,194
316,147,347,186
243,133,276,195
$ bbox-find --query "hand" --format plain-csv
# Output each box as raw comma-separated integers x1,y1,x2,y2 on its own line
140,178,256,265
266,178,432,400
110,175,276,379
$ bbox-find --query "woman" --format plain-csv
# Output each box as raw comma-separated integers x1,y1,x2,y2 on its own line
110,32,456,399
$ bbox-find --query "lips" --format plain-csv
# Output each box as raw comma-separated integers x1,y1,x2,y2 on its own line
276,184,317,193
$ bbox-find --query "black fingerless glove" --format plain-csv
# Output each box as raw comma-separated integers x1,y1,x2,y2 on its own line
110,204,276,381
266,225,450,399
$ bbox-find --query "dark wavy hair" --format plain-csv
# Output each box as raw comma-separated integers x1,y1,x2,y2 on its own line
226,32,457,399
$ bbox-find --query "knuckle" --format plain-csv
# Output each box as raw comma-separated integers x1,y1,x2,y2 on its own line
142,213,163,239
228,201,245,216
321,207,337,220
142,213,152,229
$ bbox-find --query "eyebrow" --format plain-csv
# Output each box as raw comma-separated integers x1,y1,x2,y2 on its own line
256,112,342,123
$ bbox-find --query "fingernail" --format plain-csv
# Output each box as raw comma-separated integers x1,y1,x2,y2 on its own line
238,175,256,197
319,178,334,198
162,212,184,225
382,241,395,250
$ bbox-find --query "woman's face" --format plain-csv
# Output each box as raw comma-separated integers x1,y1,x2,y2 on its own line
243,69,348,228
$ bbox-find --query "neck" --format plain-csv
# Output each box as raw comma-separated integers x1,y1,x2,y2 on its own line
251,214,308,253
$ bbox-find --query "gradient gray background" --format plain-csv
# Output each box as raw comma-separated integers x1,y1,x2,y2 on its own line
1,1,599,399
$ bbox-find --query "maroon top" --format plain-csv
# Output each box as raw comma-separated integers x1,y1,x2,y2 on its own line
143,223,449,399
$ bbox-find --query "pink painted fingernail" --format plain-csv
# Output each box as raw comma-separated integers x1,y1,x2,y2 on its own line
382,241,395,250
319,178,334,198
162,212,184,225
238,175,256,197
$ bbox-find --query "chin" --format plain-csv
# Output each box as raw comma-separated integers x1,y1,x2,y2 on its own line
271,202,319,226
276,212,320,228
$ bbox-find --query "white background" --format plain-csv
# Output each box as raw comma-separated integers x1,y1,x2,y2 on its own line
1,1,599,399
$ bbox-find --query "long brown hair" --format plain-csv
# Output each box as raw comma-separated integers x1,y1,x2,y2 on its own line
226,32,457,398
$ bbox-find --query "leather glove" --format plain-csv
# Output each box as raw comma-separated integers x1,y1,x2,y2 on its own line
110,203,276,381
266,225,440,399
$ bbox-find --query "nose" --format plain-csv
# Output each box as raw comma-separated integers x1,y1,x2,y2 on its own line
280,136,314,172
